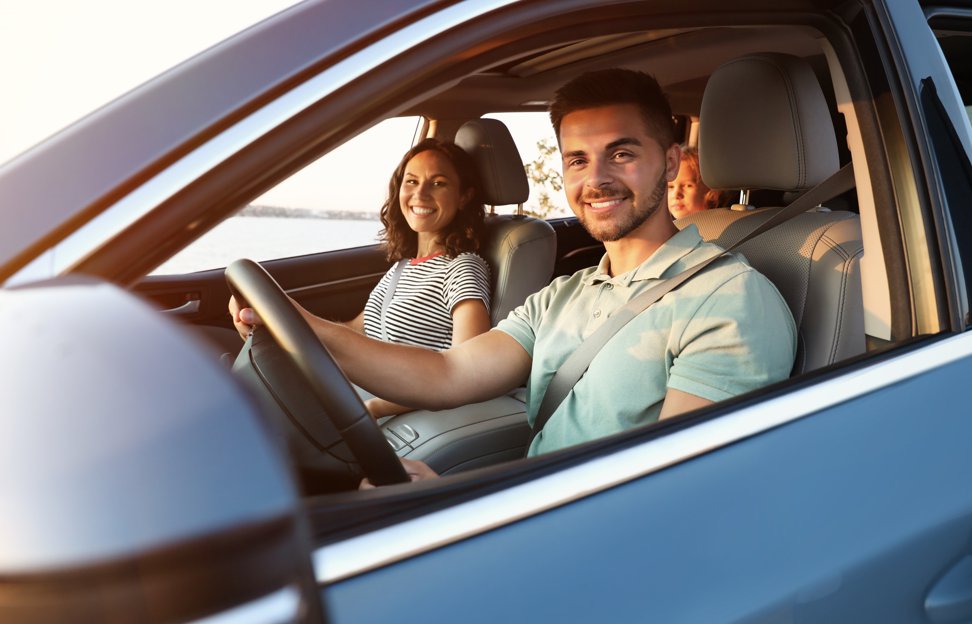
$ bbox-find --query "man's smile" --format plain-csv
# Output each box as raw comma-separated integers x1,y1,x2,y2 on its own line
587,198,626,210
582,195,632,213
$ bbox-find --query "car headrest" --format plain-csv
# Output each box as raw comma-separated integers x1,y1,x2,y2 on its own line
455,118,530,206
699,53,839,192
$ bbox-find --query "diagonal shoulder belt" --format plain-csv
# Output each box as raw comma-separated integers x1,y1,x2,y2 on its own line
379,259,408,341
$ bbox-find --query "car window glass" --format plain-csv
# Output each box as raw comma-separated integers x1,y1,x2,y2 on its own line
932,18,972,126
152,116,422,275
483,112,573,219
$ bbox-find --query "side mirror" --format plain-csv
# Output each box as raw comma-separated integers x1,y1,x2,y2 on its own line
0,277,322,622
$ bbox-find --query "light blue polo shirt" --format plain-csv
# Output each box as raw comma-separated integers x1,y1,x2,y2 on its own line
496,225,797,456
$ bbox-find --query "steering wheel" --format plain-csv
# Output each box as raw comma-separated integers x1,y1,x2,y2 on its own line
225,258,409,487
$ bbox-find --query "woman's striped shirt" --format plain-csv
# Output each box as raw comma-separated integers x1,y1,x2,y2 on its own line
362,252,491,351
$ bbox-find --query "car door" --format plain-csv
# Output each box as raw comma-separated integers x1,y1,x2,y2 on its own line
319,338,972,622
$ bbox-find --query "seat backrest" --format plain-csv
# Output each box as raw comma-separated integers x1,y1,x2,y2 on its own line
455,119,555,324
682,53,865,374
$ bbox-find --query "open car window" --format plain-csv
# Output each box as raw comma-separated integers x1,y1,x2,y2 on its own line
152,116,423,274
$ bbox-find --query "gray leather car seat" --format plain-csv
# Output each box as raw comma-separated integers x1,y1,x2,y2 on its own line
679,53,865,374
455,118,556,325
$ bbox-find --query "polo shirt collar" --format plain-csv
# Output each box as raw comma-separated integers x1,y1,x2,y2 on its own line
586,224,705,286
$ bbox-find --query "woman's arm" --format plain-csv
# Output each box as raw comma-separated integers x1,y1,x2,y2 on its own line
341,310,366,334
451,299,491,345
366,298,491,418
364,396,412,419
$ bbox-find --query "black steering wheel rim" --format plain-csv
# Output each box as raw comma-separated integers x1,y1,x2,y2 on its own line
225,258,409,486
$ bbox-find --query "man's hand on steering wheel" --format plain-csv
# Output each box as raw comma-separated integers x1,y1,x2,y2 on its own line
228,295,261,340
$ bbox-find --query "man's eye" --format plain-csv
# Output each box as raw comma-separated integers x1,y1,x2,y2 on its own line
612,151,633,160
567,158,586,168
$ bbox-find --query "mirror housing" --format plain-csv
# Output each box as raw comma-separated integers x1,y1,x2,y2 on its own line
0,277,322,622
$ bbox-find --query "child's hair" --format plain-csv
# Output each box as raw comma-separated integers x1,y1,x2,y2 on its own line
680,146,727,209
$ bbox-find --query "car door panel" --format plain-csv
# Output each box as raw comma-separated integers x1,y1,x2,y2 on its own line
322,337,972,623
136,244,390,355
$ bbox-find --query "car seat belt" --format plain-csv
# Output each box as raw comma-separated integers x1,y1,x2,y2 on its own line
380,259,408,341
530,163,856,445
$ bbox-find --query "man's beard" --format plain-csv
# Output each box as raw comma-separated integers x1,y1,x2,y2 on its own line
577,171,668,242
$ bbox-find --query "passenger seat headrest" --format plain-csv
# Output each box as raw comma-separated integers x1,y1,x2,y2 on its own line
699,53,839,192
455,118,530,206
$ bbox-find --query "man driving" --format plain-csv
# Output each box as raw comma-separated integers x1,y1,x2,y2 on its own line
231,69,796,482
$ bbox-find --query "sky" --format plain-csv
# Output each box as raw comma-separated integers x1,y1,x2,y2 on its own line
0,1,569,217
0,1,300,166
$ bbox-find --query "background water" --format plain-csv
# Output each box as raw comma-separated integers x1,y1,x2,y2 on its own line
152,216,384,275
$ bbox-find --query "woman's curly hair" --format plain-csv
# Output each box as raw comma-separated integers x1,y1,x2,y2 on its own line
379,139,487,262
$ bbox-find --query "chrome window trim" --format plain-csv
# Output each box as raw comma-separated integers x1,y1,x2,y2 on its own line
190,585,301,624
6,0,518,285
313,331,972,584
924,7,972,23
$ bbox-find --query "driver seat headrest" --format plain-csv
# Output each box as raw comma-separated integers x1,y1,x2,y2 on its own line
699,52,839,193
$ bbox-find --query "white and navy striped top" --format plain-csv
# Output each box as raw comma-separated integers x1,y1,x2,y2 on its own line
362,252,491,351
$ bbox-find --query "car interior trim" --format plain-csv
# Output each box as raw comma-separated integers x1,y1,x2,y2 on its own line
190,584,301,624
876,0,953,336
313,330,972,584
284,270,389,297
8,0,517,285
822,41,893,342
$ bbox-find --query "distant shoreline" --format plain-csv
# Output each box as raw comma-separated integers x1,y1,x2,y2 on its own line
239,204,380,221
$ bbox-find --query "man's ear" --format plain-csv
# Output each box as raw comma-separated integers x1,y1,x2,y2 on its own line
665,143,682,181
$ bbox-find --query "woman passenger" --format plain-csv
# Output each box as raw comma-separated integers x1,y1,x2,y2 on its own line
231,139,492,418
354,139,492,417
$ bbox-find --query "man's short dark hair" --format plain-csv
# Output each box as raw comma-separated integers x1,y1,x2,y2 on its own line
549,68,676,148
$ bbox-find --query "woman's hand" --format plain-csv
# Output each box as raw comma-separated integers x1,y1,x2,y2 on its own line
228,295,263,340
359,458,439,489
364,397,413,419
